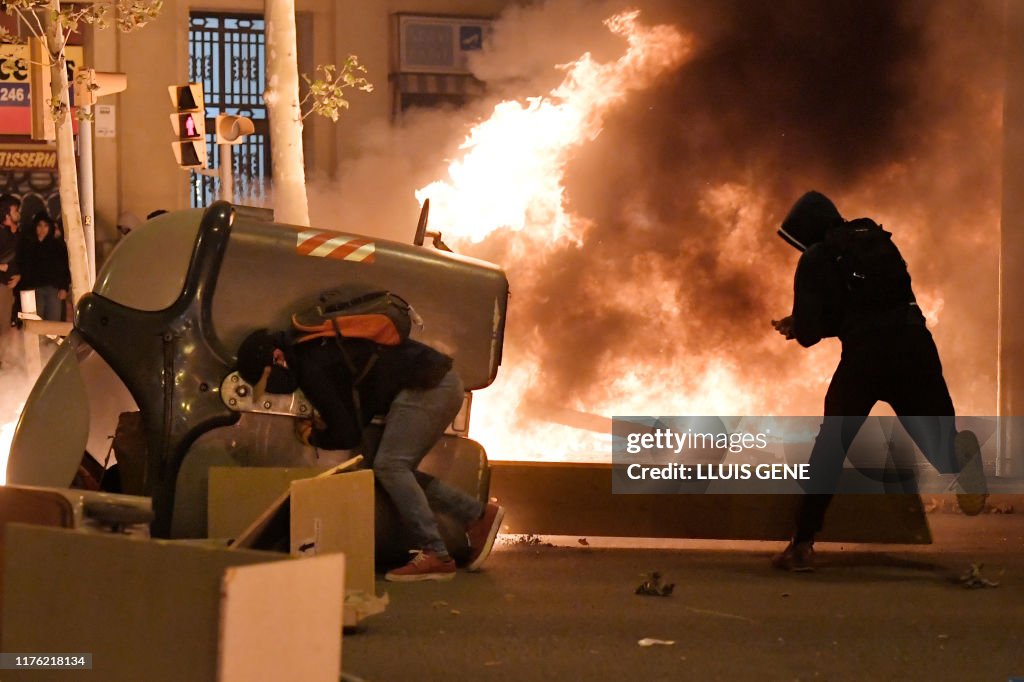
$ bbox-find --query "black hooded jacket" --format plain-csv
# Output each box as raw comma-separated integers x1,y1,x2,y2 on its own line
285,337,454,450
778,190,844,252
0,226,18,285
780,191,922,348
17,224,70,291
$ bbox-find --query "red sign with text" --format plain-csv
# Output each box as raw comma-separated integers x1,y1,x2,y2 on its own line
0,46,84,136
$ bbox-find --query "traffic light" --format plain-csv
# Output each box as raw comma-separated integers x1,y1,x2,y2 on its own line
215,114,255,145
168,83,207,169
73,69,127,108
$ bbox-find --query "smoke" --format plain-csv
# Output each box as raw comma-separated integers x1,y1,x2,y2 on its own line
0,331,50,483
469,0,636,91
509,0,1002,415
307,0,1004,458
308,111,476,243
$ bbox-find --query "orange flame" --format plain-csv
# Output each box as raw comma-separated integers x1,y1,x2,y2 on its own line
417,10,691,246
417,11,712,460
462,182,832,461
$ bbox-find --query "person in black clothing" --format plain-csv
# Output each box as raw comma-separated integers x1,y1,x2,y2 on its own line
0,195,22,330
236,328,505,582
16,212,71,322
771,191,986,571
0,195,20,286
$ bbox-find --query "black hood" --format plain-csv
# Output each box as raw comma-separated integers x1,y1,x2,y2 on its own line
235,329,291,384
778,191,845,252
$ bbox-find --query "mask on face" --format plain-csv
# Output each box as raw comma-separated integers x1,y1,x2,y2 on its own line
265,365,298,394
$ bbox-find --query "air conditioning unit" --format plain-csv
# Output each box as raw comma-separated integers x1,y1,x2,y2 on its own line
396,14,492,75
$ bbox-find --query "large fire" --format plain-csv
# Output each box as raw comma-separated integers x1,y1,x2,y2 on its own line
0,6,1002,474
418,11,799,460
413,6,999,463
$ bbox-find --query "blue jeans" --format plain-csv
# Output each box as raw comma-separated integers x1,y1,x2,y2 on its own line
373,370,484,558
29,286,63,321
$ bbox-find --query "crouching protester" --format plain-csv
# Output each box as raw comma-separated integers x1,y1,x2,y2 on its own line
235,328,505,582
770,191,987,572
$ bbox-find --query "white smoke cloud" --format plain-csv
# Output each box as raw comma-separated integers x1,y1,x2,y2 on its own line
0,331,53,483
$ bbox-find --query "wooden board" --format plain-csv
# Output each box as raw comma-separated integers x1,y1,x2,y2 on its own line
208,467,322,540
231,456,362,550
290,470,375,595
1,525,298,682
218,555,344,682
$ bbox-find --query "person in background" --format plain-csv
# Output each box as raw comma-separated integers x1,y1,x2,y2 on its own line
771,190,986,571
0,195,22,331
117,210,166,239
116,211,141,238
17,211,71,322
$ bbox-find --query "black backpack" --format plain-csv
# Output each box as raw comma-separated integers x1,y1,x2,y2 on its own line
825,218,916,312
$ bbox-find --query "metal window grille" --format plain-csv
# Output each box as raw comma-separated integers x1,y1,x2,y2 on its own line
188,12,270,208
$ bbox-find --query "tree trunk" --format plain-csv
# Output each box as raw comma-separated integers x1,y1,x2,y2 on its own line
264,0,310,227
45,0,91,304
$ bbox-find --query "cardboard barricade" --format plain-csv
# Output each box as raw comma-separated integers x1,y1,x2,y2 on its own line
1,524,345,682
208,458,387,628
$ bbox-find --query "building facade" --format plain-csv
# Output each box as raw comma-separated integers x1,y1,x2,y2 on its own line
0,0,510,262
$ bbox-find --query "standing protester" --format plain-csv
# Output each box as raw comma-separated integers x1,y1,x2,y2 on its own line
771,191,986,571
0,195,22,332
235,328,505,582
17,212,71,322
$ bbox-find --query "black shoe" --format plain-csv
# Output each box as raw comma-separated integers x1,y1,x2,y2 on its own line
953,430,987,516
771,540,815,572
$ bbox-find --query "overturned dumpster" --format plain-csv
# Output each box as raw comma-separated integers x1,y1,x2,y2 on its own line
6,202,509,551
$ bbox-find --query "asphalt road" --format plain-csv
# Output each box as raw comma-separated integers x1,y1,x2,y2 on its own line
343,513,1024,682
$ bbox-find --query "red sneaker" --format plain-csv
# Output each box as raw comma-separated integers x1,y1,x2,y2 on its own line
385,550,456,582
465,503,505,572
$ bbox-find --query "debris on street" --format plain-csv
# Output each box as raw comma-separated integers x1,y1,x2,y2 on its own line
638,638,675,647
503,533,554,547
635,571,675,597
685,606,758,624
957,563,1000,589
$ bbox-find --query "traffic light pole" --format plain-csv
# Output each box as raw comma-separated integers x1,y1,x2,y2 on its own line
219,143,233,203
72,70,125,285
193,145,233,203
